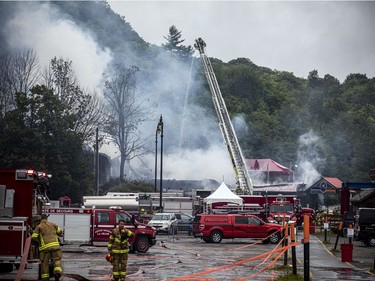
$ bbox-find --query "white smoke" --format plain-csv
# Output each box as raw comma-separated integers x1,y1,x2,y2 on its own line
3,1,236,185
296,130,325,186
5,2,112,90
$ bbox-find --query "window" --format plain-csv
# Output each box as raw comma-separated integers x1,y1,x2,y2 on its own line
235,216,248,224
98,212,110,223
248,217,261,225
116,213,131,224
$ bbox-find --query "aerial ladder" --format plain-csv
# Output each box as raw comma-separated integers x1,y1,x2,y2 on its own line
194,38,253,195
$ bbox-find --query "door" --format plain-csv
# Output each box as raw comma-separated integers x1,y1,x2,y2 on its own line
247,216,267,238
93,210,114,242
232,216,252,238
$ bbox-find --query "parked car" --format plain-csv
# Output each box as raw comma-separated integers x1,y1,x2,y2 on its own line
354,208,375,247
148,213,178,234
192,213,282,243
175,212,194,233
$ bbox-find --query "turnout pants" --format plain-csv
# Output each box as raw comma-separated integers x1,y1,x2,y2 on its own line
39,249,63,280
111,252,128,281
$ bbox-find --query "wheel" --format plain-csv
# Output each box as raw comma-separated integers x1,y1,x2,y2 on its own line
366,235,375,247
202,237,211,243
210,231,222,243
135,236,150,253
268,232,281,244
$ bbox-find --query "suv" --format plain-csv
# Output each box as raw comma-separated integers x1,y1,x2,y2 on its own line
148,213,178,234
175,212,194,232
193,213,282,244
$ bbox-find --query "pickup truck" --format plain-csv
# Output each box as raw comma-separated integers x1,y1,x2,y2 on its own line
192,214,282,243
354,208,375,247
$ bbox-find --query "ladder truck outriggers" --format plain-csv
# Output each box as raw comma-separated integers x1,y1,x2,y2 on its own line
194,38,253,195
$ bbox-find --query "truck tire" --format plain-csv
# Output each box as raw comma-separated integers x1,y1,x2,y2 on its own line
268,232,281,244
134,236,150,253
210,230,223,243
365,235,375,247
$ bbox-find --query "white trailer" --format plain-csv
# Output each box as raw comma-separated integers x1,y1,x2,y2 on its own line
82,192,139,211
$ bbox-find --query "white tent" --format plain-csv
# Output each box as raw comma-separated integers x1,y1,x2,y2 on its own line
204,182,243,205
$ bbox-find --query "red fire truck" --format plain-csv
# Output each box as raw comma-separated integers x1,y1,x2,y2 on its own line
0,169,50,273
212,194,315,226
43,206,157,253
264,197,315,226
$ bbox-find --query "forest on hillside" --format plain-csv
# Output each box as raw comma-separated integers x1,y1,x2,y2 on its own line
0,1,374,203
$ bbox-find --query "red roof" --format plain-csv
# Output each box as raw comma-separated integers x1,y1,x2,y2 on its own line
245,159,292,175
323,177,342,189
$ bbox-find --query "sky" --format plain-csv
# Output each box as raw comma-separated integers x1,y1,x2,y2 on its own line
109,0,375,82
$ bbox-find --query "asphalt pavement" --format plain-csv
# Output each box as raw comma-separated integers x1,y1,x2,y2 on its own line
1,231,374,280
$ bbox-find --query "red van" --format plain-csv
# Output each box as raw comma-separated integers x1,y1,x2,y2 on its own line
192,214,282,244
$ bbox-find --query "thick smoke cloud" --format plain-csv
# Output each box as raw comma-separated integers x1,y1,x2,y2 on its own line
2,2,236,185
4,2,111,90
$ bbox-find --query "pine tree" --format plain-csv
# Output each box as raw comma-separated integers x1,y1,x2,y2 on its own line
163,25,194,60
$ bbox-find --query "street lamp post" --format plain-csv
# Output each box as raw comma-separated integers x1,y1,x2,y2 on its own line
157,115,164,212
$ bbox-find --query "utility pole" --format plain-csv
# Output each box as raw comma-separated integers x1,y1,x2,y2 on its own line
95,127,99,196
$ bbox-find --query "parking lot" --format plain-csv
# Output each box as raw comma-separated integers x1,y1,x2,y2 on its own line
1,231,374,280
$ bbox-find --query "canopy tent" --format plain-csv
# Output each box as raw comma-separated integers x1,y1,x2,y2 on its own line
204,182,243,205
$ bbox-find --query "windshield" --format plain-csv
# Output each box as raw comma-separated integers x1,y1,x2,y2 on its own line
152,214,170,220
269,204,294,213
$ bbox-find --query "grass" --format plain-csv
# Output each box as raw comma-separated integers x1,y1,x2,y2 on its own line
272,273,304,281
271,264,305,281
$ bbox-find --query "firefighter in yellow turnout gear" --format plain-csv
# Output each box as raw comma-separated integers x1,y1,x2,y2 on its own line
108,219,133,281
32,214,63,281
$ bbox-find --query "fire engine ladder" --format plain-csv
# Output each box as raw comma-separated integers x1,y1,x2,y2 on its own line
194,38,253,195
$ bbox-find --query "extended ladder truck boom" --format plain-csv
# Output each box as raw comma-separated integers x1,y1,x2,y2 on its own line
194,38,253,195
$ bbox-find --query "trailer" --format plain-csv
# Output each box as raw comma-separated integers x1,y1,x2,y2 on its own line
83,192,139,211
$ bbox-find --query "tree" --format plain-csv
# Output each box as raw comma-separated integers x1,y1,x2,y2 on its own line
103,63,149,180
163,25,194,60
42,57,109,144
0,50,40,117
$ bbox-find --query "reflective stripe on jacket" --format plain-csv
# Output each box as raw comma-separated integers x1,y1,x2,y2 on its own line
32,219,62,252
108,227,133,254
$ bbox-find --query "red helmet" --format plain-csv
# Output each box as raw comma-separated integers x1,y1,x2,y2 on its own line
105,253,112,262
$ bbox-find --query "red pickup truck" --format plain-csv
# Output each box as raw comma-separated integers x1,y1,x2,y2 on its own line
192,214,282,244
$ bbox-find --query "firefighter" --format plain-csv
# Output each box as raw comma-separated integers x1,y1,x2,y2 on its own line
32,214,63,281
108,219,133,281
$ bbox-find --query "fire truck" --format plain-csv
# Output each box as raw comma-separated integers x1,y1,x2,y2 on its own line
212,194,315,226
194,38,253,195
43,206,157,253
0,169,50,273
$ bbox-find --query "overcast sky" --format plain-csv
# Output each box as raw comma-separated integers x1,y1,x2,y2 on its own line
109,0,375,82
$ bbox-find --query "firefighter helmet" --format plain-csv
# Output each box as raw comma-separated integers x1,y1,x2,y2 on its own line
105,253,112,262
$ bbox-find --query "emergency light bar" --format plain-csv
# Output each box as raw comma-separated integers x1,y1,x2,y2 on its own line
16,169,35,180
